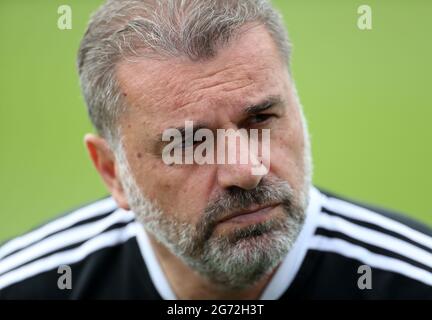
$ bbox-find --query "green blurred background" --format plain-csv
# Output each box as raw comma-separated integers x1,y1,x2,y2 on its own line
0,0,431,242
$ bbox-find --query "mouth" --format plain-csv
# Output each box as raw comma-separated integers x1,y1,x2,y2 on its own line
218,203,281,225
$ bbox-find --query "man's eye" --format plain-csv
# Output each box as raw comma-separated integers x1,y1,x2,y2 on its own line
249,114,274,125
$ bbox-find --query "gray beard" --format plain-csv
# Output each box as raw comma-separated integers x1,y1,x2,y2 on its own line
117,148,309,290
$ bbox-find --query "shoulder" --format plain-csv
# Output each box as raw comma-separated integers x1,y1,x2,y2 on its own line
301,188,432,298
0,197,146,299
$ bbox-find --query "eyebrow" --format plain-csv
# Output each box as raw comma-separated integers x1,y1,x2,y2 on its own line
244,95,283,115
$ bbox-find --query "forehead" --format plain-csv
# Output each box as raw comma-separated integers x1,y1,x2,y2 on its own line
116,24,288,128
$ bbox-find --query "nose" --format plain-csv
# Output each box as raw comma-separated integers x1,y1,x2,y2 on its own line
216,130,268,190
217,162,264,190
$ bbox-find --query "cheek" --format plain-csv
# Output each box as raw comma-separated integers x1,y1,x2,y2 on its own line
269,116,306,187
133,158,214,222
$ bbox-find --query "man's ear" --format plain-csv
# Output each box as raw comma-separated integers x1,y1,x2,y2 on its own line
84,133,130,210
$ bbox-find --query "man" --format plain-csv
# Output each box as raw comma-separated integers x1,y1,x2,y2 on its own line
0,0,431,299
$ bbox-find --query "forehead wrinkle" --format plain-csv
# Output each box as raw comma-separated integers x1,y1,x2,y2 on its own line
116,25,285,120
118,61,281,126
188,63,252,91
151,34,281,113
163,59,277,114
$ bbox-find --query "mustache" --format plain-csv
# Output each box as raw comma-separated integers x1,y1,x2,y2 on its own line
196,178,296,241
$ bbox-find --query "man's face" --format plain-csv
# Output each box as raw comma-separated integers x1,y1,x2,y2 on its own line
114,25,311,288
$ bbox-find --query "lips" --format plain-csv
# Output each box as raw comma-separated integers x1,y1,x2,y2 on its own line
218,203,280,224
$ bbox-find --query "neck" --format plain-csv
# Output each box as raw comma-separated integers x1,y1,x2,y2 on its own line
148,234,277,300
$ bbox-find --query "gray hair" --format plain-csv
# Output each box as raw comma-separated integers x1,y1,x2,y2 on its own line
77,0,292,146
